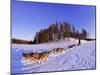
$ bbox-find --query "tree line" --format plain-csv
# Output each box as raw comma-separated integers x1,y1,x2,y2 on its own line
12,21,89,44
33,21,89,44
12,38,33,44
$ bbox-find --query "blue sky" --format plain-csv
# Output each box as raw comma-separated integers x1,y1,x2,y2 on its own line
12,0,96,40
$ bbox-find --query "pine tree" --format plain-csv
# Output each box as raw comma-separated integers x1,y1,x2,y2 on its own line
34,32,39,44
81,28,88,39
71,25,76,37
63,22,71,38
60,22,64,39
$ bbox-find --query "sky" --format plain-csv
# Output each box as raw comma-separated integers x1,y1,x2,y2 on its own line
12,0,96,40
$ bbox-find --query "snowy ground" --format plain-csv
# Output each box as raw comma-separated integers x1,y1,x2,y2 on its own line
11,38,96,74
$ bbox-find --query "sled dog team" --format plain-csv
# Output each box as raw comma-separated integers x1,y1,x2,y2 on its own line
22,48,65,64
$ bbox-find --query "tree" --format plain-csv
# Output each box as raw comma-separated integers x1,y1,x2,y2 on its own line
48,25,53,41
81,29,88,39
34,32,39,44
63,22,71,38
44,29,49,42
59,22,64,39
75,30,80,38
53,22,59,40
71,25,76,37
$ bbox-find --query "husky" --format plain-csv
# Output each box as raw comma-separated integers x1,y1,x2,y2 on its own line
22,53,38,64
22,52,50,64
53,48,64,53
49,48,65,56
68,44,76,48
38,52,50,64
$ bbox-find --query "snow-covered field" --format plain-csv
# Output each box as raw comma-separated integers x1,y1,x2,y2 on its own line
11,38,96,74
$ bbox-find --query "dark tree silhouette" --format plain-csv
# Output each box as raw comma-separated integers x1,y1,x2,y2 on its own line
81,28,89,39
33,21,89,44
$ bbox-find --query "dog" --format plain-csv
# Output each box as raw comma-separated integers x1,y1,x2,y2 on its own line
38,52,50,64
22,52,50,64
49,48,65,56
68,44,76,48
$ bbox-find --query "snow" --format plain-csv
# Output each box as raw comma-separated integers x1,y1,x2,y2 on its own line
11,38,96,74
